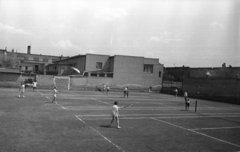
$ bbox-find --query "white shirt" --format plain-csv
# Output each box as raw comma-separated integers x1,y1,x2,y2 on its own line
112,105,119,116
184,92,188,97
33,82,37,87
53,89,57,97
21,84,25,92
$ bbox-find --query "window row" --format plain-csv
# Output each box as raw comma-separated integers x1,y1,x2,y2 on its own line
21,57,58,62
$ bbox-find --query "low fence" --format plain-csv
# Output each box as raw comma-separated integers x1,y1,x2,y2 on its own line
0,73,161,92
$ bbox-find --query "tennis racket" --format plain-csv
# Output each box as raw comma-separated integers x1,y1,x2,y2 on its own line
123,104,133,109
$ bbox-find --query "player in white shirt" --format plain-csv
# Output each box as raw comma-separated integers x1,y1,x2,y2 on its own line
110,101,122,128
33,81,37,91
52,87,59,103
184,91,188,101
106,86,110,95
109,101,133,129
18,82,25,98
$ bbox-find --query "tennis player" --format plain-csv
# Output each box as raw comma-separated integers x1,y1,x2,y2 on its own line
124,87,129,98
52,87,59,103
110,101,123,129
184,91,188,101
106,86,110,95
103,84,106,93
185,99,190,111
18,82,25,98
33,81,37,91
174,88,178,98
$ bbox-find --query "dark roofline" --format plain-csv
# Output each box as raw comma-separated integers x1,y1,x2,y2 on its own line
54,54,86,62
7,51,68,58
0,68,21,74
0,49,7,52
46,63,73,66
165,66,240,69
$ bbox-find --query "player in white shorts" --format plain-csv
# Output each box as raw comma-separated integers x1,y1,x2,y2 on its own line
110,101,123,129
18,82,25,98
52,87,59,103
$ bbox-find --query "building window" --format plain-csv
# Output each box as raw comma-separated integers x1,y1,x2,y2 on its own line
54,66,57,70
34,57,39,61
159,71,161,77
73,63,77,67
35,65,39,71
144,64,153,73
43,58,48,62
52,59,58,63
91,73,97,77
96,62,102,69
26,66,28,70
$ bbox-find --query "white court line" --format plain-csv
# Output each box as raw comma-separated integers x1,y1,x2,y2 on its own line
92,98,111,105
75,115,125,152
37,90,44,95
77,113,198,117
151,118,240,148
77,113,240,117
191,126,240,130
39,93,159,100
77,115,240,120
37,91,66,110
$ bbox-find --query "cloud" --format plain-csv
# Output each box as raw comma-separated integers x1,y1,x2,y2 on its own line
51,40,80,50
150,36,161,42
149,31,183,44
95,8,128,21
0,23,31,35
210,21,224,29
149,36,170,44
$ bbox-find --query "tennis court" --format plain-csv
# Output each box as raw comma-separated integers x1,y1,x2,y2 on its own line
0,87,240,152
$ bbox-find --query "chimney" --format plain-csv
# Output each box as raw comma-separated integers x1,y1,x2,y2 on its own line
27,45,31,54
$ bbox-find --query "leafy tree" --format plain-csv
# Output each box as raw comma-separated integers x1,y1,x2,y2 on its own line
163,72,175,81
0,56,15,68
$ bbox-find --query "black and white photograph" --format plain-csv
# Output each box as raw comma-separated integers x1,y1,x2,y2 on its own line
0,0,240,151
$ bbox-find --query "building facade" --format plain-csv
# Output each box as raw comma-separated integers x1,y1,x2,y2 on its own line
165,66,240,81
0,46,67,75
51,53,164,87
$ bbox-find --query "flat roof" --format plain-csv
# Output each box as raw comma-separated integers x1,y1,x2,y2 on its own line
7,51,68,58
0,68,21,74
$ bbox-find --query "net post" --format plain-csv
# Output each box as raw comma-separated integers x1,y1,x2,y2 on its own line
68,76,70,90
195,100,198,113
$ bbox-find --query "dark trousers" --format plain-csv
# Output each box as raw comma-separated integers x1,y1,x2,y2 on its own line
124,91,128,98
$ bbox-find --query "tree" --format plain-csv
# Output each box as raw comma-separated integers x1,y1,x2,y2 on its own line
0,56,15,68
163,72,175,81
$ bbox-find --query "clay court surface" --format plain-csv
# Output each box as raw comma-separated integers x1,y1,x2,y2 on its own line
0,87,240,152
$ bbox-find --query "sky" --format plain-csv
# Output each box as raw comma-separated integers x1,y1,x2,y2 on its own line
0,0,239,67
